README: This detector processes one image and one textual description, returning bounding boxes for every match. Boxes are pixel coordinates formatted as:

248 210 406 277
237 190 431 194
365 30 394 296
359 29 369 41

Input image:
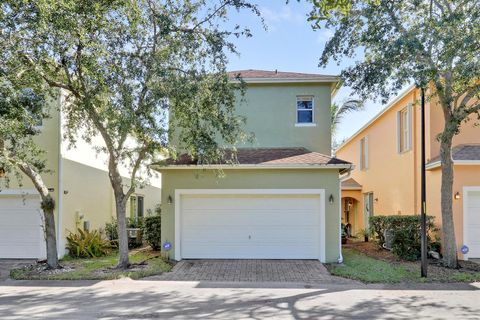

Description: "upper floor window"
296 96 314 125
130 195 144 222
397 106 412 153
360 136 368 170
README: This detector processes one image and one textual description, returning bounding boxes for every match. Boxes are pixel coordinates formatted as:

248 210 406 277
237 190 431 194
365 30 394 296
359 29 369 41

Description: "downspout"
56 91 64 257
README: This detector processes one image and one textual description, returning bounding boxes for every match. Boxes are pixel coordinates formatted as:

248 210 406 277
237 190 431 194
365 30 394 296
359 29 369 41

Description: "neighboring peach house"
336 85 480 260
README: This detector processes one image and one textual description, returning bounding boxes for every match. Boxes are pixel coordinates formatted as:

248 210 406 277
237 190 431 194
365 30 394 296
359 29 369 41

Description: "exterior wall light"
167 195 173 204
454 192 461 200
329 194 334 204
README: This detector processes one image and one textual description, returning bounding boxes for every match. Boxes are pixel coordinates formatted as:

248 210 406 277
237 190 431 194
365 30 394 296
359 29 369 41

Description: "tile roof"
341 178 362 190
227 69 339 81
160 148 351 168
428 144 480 163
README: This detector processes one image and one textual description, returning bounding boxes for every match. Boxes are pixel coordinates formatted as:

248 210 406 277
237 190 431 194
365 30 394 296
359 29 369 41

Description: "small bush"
104 217 144 248
369 215 438 261
144 215 161 250
66 228 112 258
105 218 118 242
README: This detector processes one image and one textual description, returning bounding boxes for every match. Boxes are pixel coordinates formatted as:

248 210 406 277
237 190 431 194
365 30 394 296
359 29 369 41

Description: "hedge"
144 215 162 250
369 215 439 261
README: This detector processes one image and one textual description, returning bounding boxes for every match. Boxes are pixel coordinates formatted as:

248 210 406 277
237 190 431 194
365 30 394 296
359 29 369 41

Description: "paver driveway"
154 259 353 283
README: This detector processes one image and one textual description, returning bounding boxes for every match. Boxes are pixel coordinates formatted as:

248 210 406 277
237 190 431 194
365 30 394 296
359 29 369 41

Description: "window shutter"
365 136 369 169
396 110 401 153
407 104 413 151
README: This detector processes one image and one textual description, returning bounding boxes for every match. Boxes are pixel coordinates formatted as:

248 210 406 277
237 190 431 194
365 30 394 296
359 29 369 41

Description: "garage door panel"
466 190 480 258
180 192 323 260
0 195 46 259
182 212 318 227
182 227 318 244
182 244 318 259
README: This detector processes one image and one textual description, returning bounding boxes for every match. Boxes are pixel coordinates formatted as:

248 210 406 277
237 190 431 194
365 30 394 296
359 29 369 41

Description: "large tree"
0 76 59 269
1 0 258 268
307 0 480 267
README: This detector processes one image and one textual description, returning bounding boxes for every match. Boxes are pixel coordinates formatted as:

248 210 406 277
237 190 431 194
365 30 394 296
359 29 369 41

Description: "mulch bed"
345 240 480 280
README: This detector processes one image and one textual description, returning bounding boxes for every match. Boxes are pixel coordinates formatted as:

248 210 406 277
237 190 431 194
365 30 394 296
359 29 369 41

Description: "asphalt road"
1 279 479 319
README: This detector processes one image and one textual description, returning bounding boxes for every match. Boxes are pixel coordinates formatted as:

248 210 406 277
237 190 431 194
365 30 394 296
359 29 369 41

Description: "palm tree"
331 99 364 151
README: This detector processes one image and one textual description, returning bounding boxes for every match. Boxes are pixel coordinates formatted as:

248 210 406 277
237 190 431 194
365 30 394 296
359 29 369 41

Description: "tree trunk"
114 194 130 269
41 195 59 269
108 157 130 269
15 162 59 269
439 133 458 268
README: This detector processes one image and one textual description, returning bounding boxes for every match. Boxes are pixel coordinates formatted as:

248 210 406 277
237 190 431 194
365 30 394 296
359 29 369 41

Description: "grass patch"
327 248 480 283
10 249 172 280
327 248 417 283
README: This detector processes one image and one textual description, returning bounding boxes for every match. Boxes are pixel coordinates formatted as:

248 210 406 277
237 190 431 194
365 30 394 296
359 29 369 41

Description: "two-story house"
336 85 480 260
0 93 162 259
154 70 352 263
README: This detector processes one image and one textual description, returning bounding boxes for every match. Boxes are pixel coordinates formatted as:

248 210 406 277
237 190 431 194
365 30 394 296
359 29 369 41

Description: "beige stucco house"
154 70 352 263
0 93 161 259
336 85 480 260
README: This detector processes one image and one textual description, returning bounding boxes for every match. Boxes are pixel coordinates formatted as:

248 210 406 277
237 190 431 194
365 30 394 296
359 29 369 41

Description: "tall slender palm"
331 99 364 150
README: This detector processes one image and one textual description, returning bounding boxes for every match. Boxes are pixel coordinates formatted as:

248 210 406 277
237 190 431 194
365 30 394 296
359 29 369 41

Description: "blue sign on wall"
163 241 172 251
461 245 469 255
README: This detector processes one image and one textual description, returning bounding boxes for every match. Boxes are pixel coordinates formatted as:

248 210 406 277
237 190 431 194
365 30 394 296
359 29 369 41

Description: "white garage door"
465 189 480 259
0 195 46 259
178 191 324 260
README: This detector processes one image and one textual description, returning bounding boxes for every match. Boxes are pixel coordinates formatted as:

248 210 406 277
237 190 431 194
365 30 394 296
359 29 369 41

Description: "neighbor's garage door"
465 190 480 258
180 192 323 260
0 195 46 259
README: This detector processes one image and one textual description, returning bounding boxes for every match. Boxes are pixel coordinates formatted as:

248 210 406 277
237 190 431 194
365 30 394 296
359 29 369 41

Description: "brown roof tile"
162 147 351 167
341 178 362 190
227 69 338 81
428 144 480 164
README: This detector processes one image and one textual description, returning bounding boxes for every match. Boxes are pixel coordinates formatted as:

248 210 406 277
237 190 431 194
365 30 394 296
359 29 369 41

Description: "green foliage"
1 0 261 267
144 215 162 250
369 215 437 261
66 229 112 258
330 99 364 137
105 219 118 243
105 218 144 249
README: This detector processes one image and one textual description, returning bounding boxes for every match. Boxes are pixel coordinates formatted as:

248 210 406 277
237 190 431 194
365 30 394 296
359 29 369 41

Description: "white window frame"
295 95 316 126
129 194 145 221
397 105 412 153
359 136 369 170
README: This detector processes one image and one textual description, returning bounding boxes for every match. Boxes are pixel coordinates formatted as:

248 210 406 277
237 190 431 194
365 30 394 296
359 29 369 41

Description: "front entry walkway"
155 259 351 283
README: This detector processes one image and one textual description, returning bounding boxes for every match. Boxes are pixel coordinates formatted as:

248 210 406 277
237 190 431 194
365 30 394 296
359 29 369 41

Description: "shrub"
369 215 438 261
144 215 161 250
66 228 112 258
104 217 144 249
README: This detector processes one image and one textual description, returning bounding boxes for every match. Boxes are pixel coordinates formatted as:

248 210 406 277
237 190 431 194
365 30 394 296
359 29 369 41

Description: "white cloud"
260 6 305 31
316 29 334 43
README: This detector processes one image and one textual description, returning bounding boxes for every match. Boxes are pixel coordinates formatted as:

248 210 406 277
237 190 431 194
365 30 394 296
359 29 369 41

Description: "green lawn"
10 250 172 280
327 248 480 283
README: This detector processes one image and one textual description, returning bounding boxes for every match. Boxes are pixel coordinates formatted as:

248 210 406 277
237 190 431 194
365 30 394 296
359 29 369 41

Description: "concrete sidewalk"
1 278 479 319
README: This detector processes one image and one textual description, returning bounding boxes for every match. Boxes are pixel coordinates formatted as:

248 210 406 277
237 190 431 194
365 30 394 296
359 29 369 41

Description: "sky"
224 0 390 143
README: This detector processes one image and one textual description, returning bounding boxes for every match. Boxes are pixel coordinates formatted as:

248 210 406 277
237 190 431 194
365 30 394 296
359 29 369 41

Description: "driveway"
1 279 479 319
153 259 353 284
0 260 34 281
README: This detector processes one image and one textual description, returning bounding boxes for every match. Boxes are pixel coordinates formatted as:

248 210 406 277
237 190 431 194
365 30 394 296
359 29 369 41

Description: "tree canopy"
308 0 480 268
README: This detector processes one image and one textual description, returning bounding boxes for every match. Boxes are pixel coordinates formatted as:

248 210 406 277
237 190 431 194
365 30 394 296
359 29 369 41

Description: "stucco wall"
337 89 419 217
235 83 333 154
59 158 162 256
427 166 480 258
159 168 341 263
